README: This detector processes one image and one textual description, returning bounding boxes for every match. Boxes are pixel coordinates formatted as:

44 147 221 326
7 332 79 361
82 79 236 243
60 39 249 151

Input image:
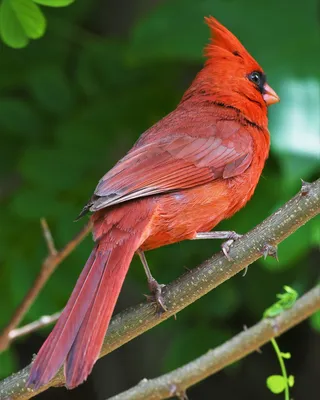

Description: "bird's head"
186 17 279 129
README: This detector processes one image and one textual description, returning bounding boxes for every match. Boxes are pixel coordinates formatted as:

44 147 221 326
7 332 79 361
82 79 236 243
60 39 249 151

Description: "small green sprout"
263 286 298 400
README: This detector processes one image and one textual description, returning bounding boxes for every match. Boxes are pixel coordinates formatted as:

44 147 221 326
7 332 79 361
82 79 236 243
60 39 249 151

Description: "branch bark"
107 285 320 400
0 178 319 400
8 312 61 342
0 221 91 352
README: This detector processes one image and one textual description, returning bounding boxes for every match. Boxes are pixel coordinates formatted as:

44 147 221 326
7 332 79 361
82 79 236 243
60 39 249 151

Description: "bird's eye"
248 71 261 86
248 71 266 94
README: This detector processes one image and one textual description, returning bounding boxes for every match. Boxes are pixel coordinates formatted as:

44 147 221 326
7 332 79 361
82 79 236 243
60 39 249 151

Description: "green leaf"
288 375 295 388
266 375 286 394
32 0 75 6
282 285 298 300
0 0 29 48
263 286 298 318
10 0 46 39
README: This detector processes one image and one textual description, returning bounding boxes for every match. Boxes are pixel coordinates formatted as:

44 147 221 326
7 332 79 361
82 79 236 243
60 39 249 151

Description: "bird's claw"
145 279 167 314
221 232 243 261
262 243 278 261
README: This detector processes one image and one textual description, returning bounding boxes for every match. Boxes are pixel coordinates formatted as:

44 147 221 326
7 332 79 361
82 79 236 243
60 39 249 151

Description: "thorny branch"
0 178 319 399
107 285 320 400
0 220 91 352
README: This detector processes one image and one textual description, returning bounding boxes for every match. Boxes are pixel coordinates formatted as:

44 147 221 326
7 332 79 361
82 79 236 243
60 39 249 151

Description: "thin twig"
0 221 92 352
0 178 319 400
107 285 320 400
8 312 61 341
40 218 57 256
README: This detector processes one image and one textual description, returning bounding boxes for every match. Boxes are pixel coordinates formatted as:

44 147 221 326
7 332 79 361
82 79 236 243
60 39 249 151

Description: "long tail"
27 204 153 389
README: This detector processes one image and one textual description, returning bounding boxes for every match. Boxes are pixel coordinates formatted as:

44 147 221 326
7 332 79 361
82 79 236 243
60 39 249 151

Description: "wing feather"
84 124 253 213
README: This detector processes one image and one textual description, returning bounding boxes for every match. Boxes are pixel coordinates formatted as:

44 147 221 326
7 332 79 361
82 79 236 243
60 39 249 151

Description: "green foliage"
0 0 29 48
267 375 294 394
0 0 74 48
0 0 318 385
33 0 74 6
263 286 298 318
263 287 298 400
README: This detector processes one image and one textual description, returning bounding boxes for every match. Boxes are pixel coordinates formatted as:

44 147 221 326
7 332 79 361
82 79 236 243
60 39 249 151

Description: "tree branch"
107 285 320 400
0 178 319 399
0 221 91 352
8 312 61 342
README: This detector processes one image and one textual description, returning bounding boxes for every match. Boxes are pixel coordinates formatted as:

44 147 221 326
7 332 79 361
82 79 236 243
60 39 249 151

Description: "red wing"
88 126 253 212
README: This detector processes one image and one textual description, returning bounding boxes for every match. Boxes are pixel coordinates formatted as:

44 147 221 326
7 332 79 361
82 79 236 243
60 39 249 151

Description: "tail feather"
65 243 135 387
27 248 110 389
27 202 153 390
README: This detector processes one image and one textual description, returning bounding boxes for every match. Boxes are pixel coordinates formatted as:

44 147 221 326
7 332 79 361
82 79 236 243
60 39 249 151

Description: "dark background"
0 0 319 399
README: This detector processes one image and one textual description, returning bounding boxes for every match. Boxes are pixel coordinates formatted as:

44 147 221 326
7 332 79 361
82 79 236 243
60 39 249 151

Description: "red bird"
28 17 279 389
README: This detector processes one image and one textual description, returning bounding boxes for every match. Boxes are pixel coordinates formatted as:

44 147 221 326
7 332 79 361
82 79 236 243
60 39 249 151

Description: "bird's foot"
221 232 243 261
145 278 167 314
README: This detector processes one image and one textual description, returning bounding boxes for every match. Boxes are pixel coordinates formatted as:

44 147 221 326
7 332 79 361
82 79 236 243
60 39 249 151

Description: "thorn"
40 218 57 256
242 266 248 277
300 179 312 196
262 244 278 261
169 384 188 399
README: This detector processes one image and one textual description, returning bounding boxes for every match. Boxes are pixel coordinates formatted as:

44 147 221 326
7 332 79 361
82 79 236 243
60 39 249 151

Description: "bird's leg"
193 231 242 261
137 250 167 313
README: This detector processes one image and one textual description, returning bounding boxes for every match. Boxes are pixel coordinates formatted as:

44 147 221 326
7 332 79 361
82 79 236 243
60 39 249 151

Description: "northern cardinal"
27 16 279 389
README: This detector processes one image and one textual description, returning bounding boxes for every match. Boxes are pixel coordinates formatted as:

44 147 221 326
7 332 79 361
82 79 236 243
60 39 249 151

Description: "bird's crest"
204 16 257 67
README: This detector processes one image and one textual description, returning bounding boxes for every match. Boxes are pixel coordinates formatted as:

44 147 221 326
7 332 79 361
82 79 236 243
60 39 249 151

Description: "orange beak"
263 83 280 106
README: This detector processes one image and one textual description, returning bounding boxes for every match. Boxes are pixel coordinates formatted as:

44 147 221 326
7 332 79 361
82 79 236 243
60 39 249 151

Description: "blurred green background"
0 0 319 399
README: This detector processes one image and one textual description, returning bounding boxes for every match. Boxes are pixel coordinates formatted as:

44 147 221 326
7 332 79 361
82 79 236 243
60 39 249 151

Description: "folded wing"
82 123 253 214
